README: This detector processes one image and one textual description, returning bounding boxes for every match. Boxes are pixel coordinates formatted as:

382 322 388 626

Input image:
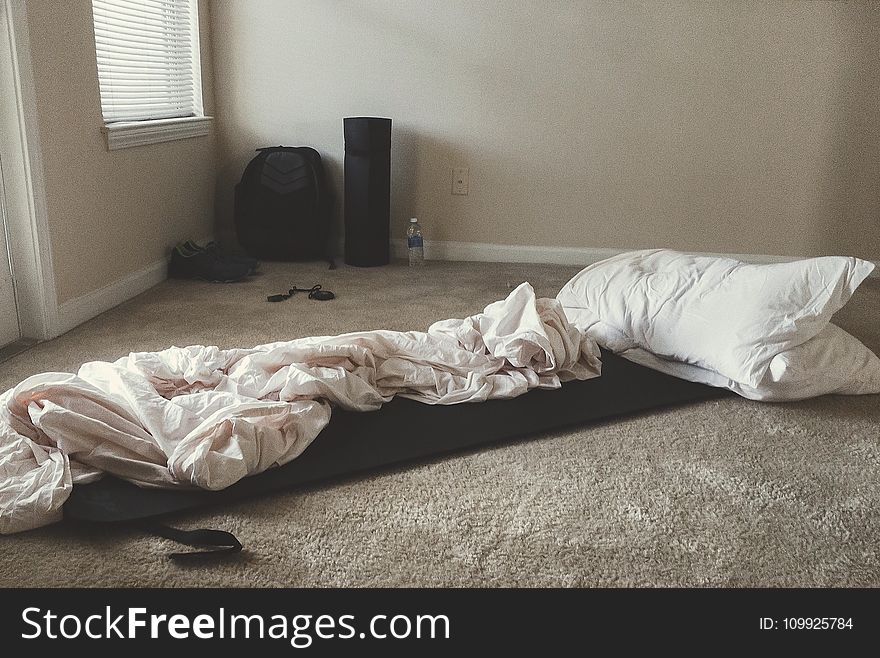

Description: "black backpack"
234 146 333 263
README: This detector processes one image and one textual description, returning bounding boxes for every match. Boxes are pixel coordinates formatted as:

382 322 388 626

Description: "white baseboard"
52 235 213 338
391 239 621 266
50 237 880 338
391 239 880 277
53 258 168 337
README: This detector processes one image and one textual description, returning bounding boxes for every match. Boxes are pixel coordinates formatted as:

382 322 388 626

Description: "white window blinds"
92 0 203 123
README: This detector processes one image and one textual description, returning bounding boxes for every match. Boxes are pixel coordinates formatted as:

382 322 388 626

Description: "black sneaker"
185 240 260 273
169 244 251 282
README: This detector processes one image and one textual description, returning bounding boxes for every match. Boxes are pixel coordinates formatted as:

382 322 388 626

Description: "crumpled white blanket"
0 283 600 535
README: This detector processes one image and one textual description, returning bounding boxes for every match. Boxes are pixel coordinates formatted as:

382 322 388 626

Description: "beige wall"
25 0 218 303
210 0 880 260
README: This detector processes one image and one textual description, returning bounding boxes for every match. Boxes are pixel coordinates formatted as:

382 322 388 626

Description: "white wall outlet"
452 167 469 195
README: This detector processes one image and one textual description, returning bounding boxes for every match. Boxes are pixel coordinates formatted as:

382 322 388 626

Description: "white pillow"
619 323 880 401
556 249 875 388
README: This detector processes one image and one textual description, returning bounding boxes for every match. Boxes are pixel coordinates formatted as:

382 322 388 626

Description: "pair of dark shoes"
169 241 260 282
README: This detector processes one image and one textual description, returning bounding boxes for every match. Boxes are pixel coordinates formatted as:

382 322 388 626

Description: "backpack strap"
137 520 243 562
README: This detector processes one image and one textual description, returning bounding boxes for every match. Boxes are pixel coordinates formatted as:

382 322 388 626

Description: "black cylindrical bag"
343 117 392 267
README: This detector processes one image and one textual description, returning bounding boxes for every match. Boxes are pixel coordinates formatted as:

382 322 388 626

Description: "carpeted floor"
0 260 878 587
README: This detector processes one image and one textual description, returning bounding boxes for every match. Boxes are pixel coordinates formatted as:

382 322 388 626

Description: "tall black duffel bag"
234 146 333 263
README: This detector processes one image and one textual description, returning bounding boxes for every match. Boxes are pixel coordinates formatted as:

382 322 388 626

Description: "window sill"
101 116 213 151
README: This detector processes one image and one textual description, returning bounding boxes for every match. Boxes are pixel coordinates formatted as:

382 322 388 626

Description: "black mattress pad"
64 350 730 523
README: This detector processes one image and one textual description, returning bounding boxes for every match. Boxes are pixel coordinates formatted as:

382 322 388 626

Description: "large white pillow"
619 323 880 401
556 249 876 394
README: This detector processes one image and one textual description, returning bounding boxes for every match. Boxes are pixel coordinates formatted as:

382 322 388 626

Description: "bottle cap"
409 217 418 223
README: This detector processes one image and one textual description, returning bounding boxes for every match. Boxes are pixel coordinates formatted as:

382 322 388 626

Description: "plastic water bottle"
407 217 424 266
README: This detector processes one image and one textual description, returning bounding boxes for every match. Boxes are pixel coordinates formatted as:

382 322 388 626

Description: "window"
92 0 211 149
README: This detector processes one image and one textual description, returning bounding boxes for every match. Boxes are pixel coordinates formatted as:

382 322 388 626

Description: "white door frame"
0 0 57 340
0 150 21 346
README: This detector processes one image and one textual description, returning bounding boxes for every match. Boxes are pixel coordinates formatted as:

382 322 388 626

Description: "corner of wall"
2 0 59 341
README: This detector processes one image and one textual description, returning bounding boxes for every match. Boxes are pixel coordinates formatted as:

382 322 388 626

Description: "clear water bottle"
407 217 424 266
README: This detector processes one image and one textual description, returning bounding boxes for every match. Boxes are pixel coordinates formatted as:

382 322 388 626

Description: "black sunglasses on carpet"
267 285 335 302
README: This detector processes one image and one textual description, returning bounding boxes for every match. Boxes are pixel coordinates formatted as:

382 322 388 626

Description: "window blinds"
92 0 202 123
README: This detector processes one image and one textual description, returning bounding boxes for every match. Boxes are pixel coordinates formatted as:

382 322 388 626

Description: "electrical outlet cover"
452 167 469 195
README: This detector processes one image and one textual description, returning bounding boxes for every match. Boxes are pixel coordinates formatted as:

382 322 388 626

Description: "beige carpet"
0 260 878 587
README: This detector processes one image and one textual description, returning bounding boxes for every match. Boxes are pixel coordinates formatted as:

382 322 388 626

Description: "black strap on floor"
267 284 335 302
138 521 243 562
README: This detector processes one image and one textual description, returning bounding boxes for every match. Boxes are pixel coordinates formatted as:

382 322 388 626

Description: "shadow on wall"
391 125 419 245
392 125 473 248
812 6 880 260
213 124 262 251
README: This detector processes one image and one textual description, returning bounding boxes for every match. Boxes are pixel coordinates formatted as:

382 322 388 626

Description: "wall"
25 0 218 305
210 0 880 260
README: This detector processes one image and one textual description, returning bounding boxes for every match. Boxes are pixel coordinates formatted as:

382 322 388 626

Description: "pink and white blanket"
0 283 600 534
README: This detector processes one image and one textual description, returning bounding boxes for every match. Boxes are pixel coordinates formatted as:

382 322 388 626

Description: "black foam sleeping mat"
64 350 732 523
